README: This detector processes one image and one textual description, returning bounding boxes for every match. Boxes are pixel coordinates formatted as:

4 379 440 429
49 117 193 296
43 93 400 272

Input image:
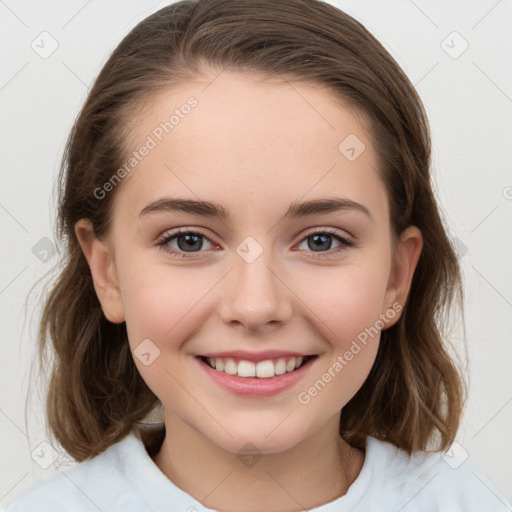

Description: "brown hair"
35 0 466 461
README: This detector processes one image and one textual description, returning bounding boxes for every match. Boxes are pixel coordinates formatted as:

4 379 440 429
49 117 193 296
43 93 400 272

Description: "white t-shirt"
3 426 510 511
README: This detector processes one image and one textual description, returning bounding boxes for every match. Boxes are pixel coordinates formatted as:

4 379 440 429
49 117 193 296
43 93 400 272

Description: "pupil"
309 234 331 252
178 234 202 252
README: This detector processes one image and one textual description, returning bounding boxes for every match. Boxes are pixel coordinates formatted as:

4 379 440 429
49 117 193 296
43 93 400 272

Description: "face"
78 70 422 455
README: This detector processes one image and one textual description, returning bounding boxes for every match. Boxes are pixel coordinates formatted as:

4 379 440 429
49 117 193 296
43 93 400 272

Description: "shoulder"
2 433 146 512
361 436 511 511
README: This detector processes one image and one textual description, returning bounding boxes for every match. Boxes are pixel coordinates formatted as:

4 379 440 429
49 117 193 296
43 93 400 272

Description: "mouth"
197 354 318 379
195 353 319 398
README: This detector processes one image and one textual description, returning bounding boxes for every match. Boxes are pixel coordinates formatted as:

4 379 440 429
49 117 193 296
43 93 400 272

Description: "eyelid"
299 226 354 244
157 226 353 244
156 226 219 249
156 226 354 258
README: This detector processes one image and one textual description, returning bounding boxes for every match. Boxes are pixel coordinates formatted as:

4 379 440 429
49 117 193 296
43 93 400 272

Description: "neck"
150 412 364 512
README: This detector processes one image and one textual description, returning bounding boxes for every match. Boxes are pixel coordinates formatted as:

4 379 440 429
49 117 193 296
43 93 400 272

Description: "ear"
75 219 125 324
383 225 423 328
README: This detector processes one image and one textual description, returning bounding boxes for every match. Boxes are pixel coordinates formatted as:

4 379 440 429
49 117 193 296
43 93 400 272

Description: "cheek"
119 263 208 399
293 259 391 346
122 276 174 343
294 266 387 412
337 270 388 337
119 257 216 349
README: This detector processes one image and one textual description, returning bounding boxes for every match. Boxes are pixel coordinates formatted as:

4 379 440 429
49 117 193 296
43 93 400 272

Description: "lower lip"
196 356 317 398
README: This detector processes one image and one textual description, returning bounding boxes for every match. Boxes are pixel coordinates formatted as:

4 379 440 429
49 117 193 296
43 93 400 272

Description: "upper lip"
197 350 316 362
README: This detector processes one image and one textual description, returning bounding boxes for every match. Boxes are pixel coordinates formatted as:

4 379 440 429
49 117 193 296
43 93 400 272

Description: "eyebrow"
139 197 373 221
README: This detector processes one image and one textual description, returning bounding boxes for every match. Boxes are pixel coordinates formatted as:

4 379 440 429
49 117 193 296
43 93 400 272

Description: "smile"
200 355 315 378
195 354 319 398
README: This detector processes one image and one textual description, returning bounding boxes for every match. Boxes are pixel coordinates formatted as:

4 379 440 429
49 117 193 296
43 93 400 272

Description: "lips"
196 353 318 397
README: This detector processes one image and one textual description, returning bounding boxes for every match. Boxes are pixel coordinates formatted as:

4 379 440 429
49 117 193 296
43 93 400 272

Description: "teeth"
223 358 237 375
205 356 309 378
238 360 256 377
274 358 287 375
256 360 274 378
286 358 296 372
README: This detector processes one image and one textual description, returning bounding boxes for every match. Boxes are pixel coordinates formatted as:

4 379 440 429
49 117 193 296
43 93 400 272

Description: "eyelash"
156 227 354 259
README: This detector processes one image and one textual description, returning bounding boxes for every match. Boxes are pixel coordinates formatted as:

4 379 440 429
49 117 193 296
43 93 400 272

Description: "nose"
217 249 294 333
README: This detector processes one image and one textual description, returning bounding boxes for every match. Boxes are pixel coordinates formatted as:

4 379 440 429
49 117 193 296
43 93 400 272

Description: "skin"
76 70 423 512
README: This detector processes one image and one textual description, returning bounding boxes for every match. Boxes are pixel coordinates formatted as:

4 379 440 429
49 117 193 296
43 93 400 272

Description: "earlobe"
74 219 125 324
383 226 423 327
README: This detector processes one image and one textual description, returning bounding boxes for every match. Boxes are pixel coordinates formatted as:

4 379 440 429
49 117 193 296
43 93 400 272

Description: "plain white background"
1 0 511 507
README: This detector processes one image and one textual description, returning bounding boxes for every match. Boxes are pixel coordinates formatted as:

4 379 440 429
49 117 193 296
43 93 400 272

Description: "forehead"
113 70 387 224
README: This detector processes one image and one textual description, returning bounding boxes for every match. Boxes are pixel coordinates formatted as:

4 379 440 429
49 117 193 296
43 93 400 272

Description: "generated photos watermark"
297 301 403 405
93 96 198 200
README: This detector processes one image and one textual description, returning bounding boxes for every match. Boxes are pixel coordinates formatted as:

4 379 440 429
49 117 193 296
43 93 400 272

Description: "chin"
203 421 309 456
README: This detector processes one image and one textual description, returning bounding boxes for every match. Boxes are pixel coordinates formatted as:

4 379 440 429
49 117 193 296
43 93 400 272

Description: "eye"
156 227 354 259
296 228 353 258
156 228 217 258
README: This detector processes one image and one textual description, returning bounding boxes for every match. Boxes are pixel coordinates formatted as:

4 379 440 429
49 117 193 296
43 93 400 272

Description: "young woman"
5 0 510 510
